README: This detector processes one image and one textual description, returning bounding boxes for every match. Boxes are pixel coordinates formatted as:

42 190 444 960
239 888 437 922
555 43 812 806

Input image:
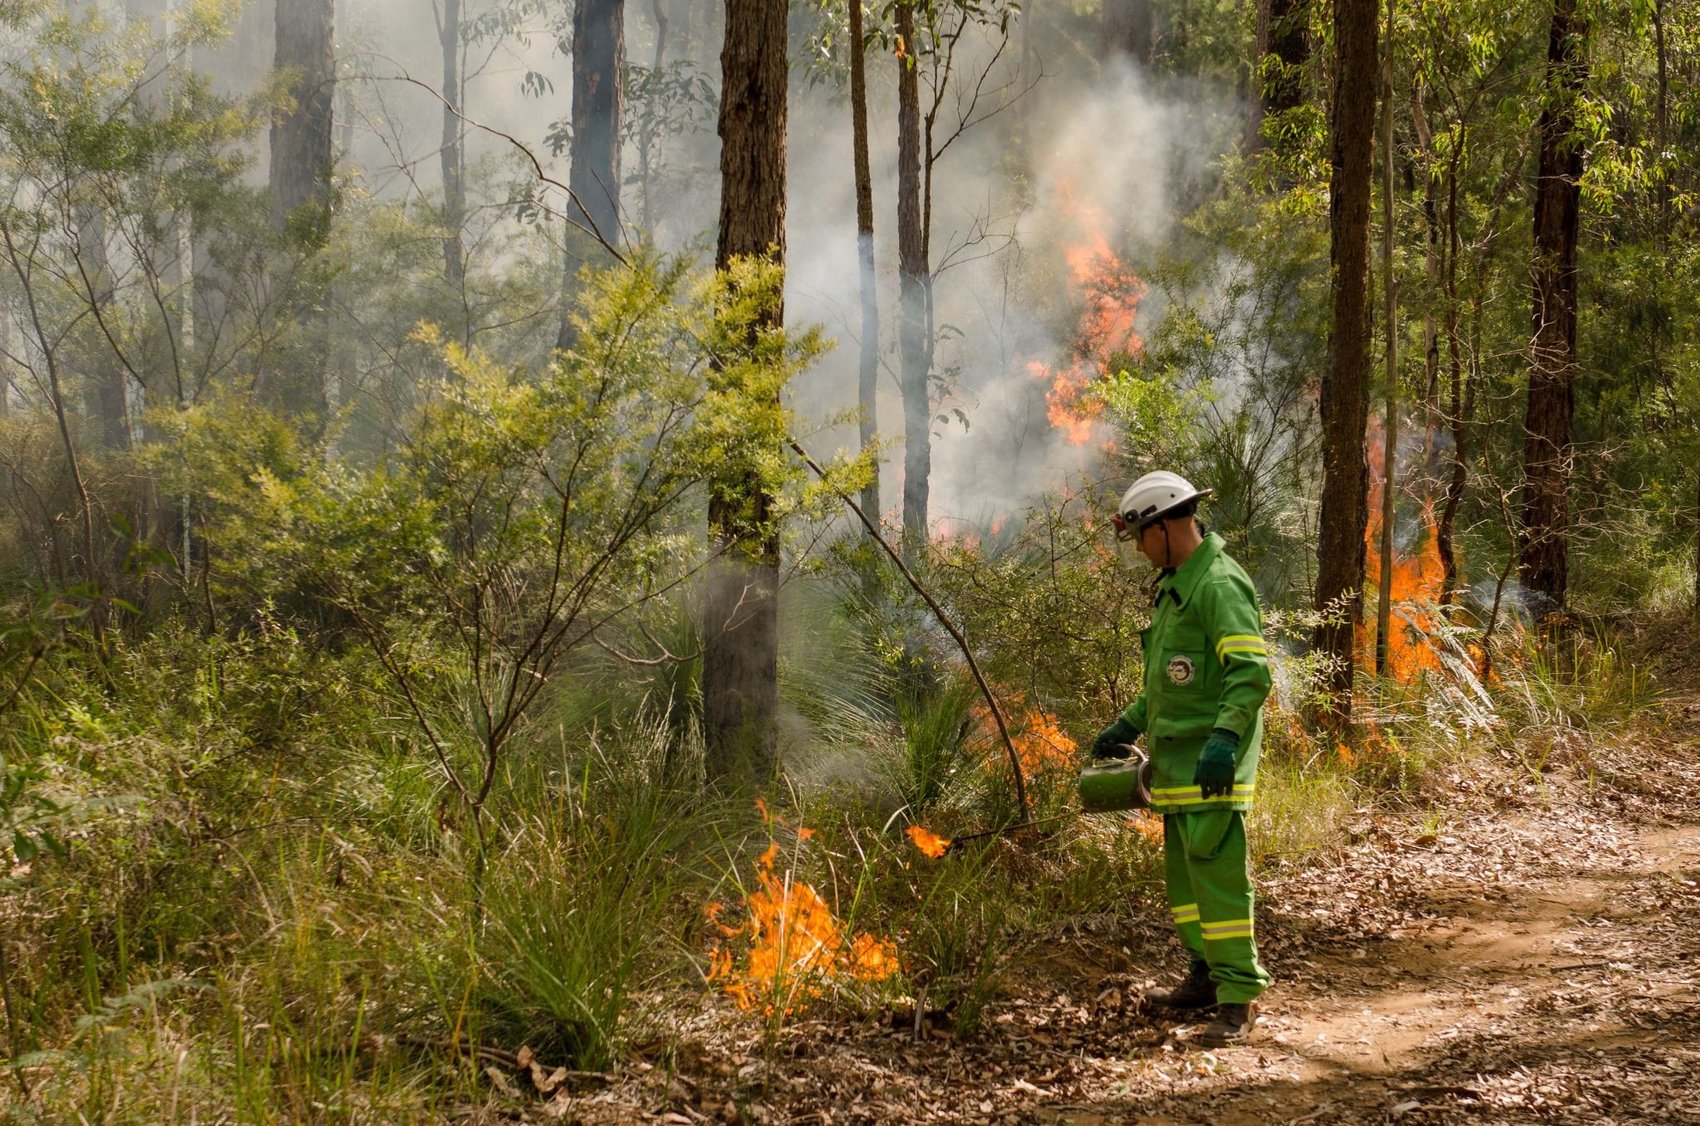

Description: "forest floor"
536 667 1700 1125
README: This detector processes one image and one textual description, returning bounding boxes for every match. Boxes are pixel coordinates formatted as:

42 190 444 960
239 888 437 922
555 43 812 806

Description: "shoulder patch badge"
1165 654 1195 686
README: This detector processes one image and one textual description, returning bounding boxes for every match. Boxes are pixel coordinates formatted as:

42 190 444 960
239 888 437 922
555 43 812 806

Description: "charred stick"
943 810 1081 852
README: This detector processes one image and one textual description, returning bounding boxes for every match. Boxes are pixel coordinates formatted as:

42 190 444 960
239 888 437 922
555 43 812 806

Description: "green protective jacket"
1120 533 1272 813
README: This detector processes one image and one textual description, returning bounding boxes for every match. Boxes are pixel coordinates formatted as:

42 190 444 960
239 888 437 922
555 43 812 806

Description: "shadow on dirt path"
1078 816 1700 1125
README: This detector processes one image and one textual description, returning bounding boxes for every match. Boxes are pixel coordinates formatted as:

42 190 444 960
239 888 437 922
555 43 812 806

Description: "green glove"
1194 728 1240 798
1092 715 1140 760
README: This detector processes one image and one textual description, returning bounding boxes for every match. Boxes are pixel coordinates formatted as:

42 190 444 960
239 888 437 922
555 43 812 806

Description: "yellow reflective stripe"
1217 636 1271 663
1171 903 1200 923
1150 784 1256 794
1149 784 1256 803
1202 926 1255 941
1200 918 1254 938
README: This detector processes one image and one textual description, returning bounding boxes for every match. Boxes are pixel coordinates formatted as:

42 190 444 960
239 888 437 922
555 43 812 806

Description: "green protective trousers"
1163 809 1270 1004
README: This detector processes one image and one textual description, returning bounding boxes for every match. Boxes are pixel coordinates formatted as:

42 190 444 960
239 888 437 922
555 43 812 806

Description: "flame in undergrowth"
1358 418 1451 684
905 826 952 859
1027 177 1147 447
707 820 899 1015
971 695 1079 781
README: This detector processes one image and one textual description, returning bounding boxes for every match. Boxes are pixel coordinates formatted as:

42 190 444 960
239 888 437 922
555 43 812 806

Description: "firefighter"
1094 470 1273 1047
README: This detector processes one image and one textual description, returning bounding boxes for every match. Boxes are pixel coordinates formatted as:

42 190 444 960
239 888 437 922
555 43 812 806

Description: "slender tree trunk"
1374 0 1397 679
1437 157 1467 604
702 0 787 781
638 0 669 231
266 0 335 423
1313 0 1376 724
1654 0 1670 254
1411 83 1440 424
439 0 465 291
558 0 625 351
896 1 930 555
1248 0 1308 154
75 207 128 451
1521 0 1585 613
849 0 881 528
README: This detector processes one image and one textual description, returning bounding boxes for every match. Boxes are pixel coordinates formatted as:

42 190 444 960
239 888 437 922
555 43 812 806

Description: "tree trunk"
75 206 129 451
439 0 465 291
558 0 625 350
1374 0 1396 680
1437 159 1466 604
1104 0 1155 65
637 0 669 231
266 0 334 423
849 0 880 529
896 1 930 555
702 0 787 782
1520 0 1585 614
1313 0 1376 724
1248 0 1308 153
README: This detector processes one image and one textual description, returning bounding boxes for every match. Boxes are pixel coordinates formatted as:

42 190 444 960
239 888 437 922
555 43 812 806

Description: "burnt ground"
541 685 1700 1125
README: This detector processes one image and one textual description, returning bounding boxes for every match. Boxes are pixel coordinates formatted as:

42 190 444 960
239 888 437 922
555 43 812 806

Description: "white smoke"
784 48 1243 533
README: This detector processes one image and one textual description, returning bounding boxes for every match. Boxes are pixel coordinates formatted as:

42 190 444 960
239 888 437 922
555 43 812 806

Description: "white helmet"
1113 471 1212 542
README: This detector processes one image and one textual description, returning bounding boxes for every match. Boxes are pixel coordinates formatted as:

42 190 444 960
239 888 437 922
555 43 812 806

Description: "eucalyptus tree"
849 0 881 528
703 0 789 780
1313 0 1376 722
268 0 336 424
1520 0 1586 611
438 0 467 289
556 0 625 350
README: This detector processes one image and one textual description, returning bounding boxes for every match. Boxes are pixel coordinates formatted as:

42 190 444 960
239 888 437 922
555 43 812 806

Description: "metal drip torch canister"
1077 745 1155 813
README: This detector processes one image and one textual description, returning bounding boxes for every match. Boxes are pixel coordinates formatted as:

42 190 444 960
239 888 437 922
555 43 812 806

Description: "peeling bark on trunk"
702 0 787 782
1313 0 1376 724
1521 0 1585 614
896 1 930 556
849 0 880 528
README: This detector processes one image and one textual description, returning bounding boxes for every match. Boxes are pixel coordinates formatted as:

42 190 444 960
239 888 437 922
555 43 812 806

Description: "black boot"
1144 961 1216 1010
1198 1001 1257 1047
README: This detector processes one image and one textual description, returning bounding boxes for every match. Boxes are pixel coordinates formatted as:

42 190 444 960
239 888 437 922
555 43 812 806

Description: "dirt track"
562 692 1700 1124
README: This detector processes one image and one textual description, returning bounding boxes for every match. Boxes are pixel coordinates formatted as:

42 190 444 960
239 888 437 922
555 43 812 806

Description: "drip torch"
913 745 1156 857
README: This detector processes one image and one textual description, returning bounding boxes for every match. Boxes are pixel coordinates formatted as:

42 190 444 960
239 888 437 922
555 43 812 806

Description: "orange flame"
707 832 899 1014
971 697 1080 780
1358 419 1450 683
905 825 952 859
1028 178 1147 447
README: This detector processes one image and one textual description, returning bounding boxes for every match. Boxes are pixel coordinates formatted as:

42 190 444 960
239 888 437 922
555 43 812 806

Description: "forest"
2 0 1698 1120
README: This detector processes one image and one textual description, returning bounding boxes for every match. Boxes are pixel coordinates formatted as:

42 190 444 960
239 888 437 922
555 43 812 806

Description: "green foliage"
477 733 725 1070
